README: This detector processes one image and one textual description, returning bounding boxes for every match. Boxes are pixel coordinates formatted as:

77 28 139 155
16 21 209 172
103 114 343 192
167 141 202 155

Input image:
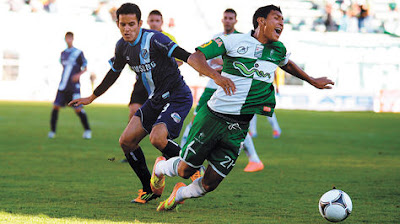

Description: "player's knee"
149 133 167 150
119 136 136 153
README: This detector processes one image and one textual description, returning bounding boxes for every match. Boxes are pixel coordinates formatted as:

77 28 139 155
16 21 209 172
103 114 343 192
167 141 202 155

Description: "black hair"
116 3 141 22
252 5 282 29
224 8 237 18
149 9 162 18
65 31 74 37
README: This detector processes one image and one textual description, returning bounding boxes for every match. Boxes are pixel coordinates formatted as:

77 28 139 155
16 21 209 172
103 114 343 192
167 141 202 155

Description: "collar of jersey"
65 47 75 52
129 28 142 46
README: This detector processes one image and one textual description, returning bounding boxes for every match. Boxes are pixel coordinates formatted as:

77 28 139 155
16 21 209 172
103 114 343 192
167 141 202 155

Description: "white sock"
155 156 180 177
180 122 192 147
249 115 257 136
267 112 281 132
176 177 207 202
244 133 261 163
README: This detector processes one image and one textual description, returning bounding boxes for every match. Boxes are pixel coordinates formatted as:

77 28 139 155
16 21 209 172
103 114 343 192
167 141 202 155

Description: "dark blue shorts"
135 84 193 139
54 90 82 108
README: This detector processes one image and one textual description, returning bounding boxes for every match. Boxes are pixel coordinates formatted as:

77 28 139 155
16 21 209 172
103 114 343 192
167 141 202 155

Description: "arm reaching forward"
281 60 334 89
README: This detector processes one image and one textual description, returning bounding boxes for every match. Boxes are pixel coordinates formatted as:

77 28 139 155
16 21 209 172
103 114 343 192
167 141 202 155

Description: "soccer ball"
318 189 353 222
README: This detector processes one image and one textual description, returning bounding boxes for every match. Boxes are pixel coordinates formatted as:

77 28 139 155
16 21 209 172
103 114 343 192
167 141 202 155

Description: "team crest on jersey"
254 44 264 58
233 61 271 78
141 49 149 59
171 112 181 123
237 46 248 54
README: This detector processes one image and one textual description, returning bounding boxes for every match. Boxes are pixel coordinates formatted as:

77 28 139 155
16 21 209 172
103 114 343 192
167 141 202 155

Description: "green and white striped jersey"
197 31 289 116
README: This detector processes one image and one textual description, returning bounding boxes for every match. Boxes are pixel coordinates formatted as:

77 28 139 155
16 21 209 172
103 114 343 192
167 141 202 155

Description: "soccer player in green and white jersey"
151 5 334 211
180 8 265 172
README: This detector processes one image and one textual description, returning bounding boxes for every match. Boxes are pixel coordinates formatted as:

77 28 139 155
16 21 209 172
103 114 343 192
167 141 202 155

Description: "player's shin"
124 147 152 193
156 156 180 177
244 133 260 163
50 109 59 132
162 139 181 159
76 109 90 130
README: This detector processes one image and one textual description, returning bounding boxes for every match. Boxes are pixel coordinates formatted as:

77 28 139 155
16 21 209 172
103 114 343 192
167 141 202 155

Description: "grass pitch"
0 101 399 223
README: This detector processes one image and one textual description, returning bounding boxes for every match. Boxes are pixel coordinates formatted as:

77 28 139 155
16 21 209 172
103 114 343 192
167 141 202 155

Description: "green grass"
0 101 399 223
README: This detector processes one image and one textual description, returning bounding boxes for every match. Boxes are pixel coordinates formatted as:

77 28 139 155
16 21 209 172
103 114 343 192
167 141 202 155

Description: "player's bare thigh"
119 115 147 153
129 103 142 120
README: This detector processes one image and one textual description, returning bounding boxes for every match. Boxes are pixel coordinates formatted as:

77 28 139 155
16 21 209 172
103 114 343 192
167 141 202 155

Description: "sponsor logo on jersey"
266 49 278 62
237 46 248 54
130 61 156 73
254 44 264 58
232 61 271 78
214 37 223 47
171 112 181 123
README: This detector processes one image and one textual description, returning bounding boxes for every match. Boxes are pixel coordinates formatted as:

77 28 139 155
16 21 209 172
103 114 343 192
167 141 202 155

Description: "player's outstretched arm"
68 68 121 107
280 60 334 89
187 50 236 95
68 94 97 107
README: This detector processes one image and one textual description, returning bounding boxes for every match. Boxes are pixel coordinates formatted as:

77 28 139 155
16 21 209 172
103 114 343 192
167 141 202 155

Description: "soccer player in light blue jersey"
69 3 234 204
48 32 91 139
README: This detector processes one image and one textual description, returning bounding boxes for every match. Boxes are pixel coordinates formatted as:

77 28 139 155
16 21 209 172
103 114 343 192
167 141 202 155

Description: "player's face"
65 35 73 47
147 14 163 31
261 10 284 43
222 12 237 34
117 14 143 43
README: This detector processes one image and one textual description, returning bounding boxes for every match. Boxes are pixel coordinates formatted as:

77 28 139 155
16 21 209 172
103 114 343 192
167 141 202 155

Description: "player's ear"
116 20 119 28
139 20 143 27
257 17 265 27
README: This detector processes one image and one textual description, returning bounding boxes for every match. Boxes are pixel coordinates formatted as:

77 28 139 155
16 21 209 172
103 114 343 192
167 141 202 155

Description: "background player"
48 31 91 139
69 3 234 204
152 5 334 211
180 8 264 172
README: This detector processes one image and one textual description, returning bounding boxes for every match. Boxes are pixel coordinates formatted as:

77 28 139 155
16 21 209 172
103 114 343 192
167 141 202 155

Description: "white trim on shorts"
209 162 226 178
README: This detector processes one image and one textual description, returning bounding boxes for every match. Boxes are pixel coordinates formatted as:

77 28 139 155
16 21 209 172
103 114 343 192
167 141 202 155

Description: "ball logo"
171 112 181 123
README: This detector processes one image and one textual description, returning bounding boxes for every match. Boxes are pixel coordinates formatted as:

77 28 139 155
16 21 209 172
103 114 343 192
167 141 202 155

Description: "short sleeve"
78 51 88 68
109 39 127 72
152 32 178 58
278 52 290 67
196 37 226 60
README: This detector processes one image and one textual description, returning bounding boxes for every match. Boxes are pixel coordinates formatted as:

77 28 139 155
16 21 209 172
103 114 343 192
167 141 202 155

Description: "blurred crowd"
6 0 400 36
311 0 400 34
8 0 57 13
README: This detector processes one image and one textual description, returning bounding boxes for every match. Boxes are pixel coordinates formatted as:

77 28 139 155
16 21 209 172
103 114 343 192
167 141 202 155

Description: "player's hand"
72 74 81 83
214 76 236 96
311 77 335 89
68 95 95 107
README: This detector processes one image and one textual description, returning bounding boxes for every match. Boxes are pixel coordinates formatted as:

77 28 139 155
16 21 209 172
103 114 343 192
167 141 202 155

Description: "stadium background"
0 0 399 112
